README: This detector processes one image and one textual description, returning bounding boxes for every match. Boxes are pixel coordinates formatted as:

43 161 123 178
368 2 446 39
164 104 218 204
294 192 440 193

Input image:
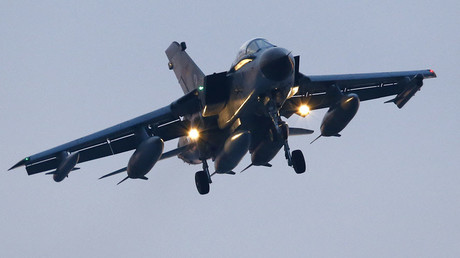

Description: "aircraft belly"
216 70 292 129
177 137 201 164
217 73 258 129
214 131 251 173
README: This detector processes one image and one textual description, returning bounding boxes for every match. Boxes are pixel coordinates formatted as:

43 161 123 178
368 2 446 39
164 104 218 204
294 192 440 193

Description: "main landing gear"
268 103 306 174
291 149 306 174
195 159 211 195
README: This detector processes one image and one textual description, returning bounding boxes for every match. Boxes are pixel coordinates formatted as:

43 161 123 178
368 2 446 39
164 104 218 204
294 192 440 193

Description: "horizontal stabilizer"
99 167 127 180
289 127 314 136
160 145 191 160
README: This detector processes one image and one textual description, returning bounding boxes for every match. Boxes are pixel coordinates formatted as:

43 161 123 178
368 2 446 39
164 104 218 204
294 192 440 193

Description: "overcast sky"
1 1 459 257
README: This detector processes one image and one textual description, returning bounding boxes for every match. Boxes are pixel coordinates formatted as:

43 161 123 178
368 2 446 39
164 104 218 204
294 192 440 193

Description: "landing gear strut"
267 102 306 174
195 159 211 195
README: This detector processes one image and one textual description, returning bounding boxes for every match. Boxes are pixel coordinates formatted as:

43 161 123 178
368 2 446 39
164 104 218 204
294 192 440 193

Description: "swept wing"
281 69 436 117
10 91 201 175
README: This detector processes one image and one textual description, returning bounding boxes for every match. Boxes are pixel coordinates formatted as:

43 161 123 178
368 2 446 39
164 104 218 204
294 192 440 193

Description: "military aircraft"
9 38 436 194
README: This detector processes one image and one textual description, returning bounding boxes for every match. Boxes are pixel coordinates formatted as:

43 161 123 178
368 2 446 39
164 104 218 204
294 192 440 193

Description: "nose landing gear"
268 103 306 174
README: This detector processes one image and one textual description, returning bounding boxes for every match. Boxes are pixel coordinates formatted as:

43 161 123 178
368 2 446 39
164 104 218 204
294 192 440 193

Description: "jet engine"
127 136 164 179
320 93 360 137
214 130 251 173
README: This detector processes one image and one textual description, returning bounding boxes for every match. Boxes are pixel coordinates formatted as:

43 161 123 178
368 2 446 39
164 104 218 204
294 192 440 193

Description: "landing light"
188 128 199 140
299 105 310 117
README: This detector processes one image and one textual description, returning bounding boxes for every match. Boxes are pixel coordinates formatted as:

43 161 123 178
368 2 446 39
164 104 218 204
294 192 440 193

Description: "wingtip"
8 159 27 171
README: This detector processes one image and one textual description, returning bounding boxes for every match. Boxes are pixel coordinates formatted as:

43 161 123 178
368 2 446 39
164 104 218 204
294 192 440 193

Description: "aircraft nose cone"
260 47 294 81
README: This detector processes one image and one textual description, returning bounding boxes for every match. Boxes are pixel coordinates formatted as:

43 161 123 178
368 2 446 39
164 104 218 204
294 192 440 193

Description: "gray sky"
1 1 459 257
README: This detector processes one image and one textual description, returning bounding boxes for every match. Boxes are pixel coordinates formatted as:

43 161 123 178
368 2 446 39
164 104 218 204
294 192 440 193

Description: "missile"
214 131 251 174
46 151 80 182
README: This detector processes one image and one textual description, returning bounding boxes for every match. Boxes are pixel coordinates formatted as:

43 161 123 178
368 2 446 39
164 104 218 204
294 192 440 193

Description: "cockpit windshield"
232 38 275 66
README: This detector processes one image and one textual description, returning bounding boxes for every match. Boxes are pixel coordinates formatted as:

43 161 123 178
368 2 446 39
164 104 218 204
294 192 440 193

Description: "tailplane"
165 41 205 94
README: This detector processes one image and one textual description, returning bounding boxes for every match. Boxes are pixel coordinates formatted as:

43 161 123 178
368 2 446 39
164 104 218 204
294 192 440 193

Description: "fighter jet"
9 38 437 194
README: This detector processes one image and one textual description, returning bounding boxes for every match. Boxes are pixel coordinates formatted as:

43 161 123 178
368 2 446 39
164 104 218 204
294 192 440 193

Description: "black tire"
195 171 210 195
291 150 306 174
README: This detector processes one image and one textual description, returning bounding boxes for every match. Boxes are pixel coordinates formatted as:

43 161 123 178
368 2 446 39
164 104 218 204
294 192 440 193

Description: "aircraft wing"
10 90 201 175
281 69 437 117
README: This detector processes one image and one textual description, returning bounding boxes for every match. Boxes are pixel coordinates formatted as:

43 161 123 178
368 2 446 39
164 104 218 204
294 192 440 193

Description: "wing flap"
22 106 175 165
77 142 117 164
306 69 435 87
24 134 137 175
26 158 58 175
154 119 190 141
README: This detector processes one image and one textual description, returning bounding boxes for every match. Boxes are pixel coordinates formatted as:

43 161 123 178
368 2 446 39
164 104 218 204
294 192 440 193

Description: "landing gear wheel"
195 170 210 195
291 150 306 174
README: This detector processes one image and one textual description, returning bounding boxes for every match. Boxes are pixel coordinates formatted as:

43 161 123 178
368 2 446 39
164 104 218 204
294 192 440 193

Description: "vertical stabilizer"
165 41 205 94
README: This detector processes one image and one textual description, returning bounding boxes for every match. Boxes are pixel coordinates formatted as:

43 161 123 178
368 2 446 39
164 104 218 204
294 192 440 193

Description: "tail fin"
165 41 205 94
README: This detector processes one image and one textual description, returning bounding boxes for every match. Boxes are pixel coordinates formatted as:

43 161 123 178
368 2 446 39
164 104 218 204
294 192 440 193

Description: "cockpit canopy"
232 38 275 67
